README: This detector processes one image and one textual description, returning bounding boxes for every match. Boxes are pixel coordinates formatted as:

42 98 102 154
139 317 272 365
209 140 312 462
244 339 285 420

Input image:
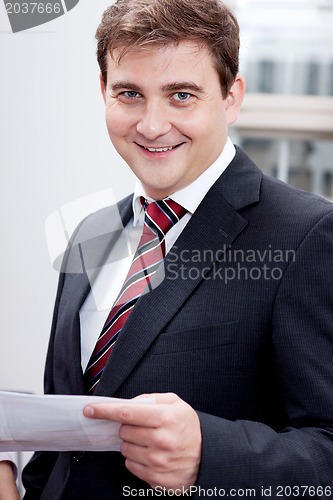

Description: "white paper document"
0 391 152 452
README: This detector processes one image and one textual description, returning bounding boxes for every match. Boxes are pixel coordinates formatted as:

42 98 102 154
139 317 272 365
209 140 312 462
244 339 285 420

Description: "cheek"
105 107 133 139
180 105 225 137
200 107 227 140
190 121 223 147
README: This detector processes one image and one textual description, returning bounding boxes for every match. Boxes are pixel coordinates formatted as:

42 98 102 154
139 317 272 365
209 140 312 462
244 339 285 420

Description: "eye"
110 90 142 102
172 92 192 102
121 91 141 99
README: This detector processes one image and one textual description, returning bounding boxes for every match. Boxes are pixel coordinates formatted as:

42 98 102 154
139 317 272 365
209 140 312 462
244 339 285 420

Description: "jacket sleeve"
196 210 333 498
22 451 59 499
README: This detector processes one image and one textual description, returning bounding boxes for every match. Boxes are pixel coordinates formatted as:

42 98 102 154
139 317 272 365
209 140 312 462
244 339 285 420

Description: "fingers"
119 421 177 450
84 402 161 427
82 393 202 490
119 424 153 446
83 392 179 426
133 392 179 404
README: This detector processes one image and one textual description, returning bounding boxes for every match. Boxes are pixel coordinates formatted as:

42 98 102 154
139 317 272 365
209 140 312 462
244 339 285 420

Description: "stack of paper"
0 391 151 452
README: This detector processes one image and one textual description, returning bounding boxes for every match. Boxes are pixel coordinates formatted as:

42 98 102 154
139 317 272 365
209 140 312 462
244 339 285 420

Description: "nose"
136 100 172 139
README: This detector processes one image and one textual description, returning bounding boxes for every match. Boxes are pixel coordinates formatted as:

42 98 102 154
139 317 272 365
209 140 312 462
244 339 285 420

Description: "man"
23 0 333 498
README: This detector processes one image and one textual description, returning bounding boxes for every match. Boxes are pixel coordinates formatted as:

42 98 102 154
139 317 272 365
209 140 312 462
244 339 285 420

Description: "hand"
0 461 20 500
83 392 201 491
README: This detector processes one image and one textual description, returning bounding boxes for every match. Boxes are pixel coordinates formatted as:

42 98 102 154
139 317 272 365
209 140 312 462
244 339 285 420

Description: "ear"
100 74 107 103
225 74 246 125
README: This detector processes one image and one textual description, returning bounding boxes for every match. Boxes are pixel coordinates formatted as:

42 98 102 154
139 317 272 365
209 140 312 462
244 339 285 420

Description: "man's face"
102 41 244 199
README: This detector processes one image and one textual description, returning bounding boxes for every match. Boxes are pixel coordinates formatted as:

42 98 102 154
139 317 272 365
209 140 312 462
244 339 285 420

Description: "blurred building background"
228 0 333 199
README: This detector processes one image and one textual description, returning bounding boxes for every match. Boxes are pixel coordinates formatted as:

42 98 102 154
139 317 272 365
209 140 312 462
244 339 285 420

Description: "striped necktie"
84 198 187 394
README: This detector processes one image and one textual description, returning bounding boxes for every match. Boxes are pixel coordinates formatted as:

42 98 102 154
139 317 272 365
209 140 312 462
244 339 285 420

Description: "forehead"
106 41 218 85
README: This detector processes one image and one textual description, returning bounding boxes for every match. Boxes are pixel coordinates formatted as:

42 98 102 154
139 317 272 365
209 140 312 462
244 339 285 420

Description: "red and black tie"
84 198 186 394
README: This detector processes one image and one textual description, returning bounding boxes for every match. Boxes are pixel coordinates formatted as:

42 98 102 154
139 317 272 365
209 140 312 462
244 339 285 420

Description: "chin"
143 184 175 199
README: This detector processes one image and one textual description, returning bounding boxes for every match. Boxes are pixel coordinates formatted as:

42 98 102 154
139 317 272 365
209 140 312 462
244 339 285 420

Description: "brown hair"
96 0 240 98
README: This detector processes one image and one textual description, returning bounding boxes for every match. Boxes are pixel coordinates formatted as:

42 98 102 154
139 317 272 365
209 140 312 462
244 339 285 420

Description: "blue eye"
174 92 191 101
123 91 140 99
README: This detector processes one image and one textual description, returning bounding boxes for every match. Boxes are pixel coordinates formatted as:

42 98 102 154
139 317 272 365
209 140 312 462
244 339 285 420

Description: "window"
229 0 333 199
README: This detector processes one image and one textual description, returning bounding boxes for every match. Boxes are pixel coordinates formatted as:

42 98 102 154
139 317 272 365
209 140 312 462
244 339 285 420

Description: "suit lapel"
66 273 91 393
96 148 263 396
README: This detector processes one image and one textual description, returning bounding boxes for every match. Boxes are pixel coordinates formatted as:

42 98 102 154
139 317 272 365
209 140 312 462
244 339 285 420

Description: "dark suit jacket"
23 147 333 499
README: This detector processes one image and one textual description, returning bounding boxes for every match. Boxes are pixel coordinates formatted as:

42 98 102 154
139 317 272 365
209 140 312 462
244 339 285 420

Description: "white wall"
0 0 135 396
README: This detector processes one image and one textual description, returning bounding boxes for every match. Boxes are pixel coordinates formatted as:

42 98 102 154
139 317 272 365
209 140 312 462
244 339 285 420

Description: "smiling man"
102 41 244 199
22 0 333 499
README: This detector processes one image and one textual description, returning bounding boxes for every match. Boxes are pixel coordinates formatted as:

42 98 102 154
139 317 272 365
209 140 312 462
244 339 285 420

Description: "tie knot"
142 198 187 238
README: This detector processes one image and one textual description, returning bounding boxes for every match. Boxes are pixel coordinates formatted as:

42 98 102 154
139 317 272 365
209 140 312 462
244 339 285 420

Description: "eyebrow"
110 81 143 93
161 82 205 94
109 81 205 94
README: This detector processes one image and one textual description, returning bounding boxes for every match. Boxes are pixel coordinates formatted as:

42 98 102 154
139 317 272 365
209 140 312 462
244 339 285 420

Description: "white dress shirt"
79 138 235 370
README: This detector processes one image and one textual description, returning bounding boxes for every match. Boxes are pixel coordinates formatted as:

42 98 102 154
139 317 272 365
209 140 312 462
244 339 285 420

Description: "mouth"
136 143 184 153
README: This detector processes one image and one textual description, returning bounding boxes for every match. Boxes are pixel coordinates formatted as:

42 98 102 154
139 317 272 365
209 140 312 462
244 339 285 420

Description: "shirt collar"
132 137 235 226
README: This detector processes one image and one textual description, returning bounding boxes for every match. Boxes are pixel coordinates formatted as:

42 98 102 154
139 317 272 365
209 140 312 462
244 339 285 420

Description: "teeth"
145 146 174 152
